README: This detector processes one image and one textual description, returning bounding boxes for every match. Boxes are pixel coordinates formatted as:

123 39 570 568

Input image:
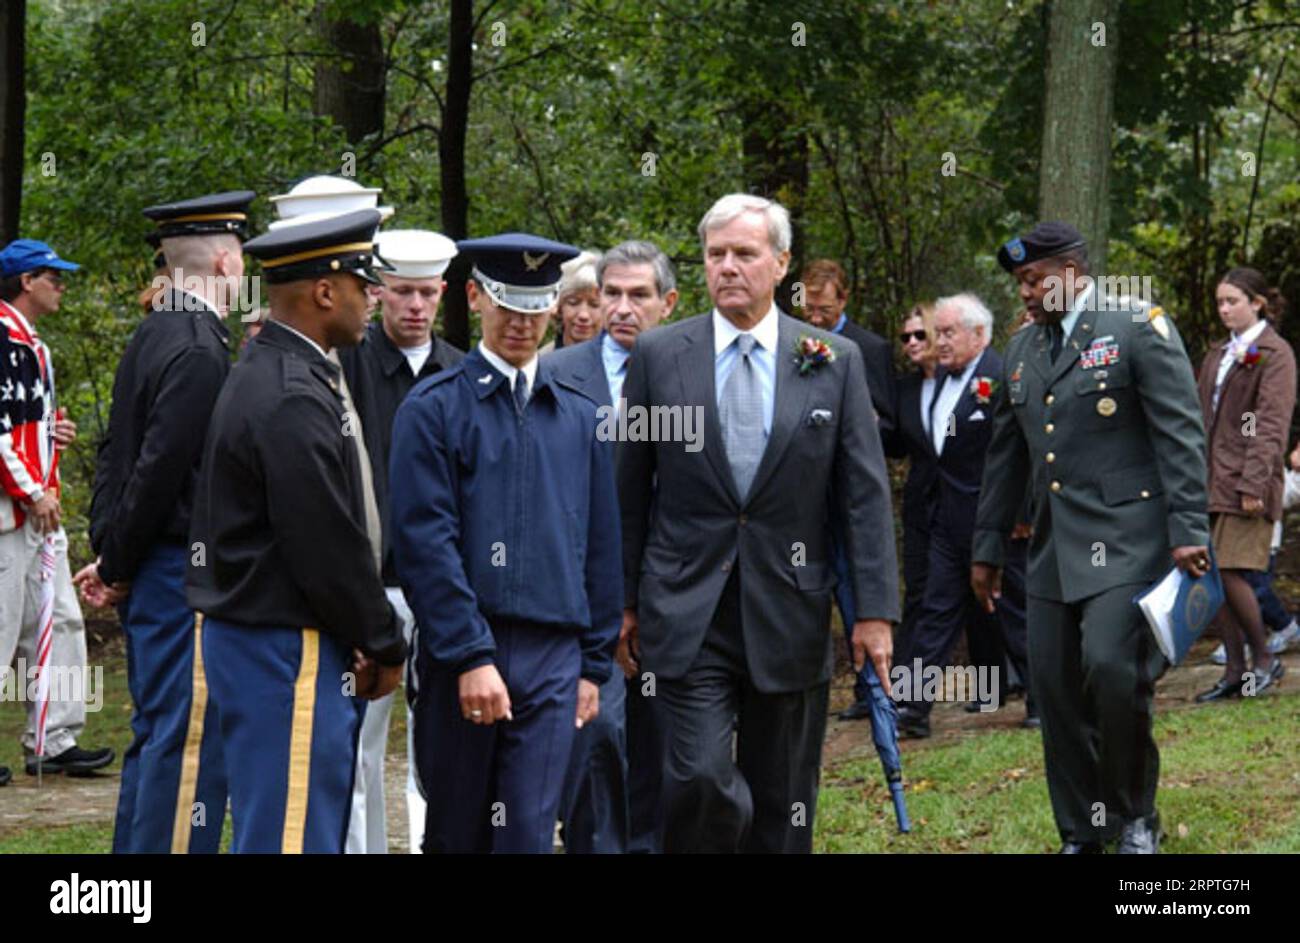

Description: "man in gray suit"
617 194 899 853
544 241 678 853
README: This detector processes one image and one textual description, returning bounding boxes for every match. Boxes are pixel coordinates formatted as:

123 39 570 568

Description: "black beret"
997 221 1086 273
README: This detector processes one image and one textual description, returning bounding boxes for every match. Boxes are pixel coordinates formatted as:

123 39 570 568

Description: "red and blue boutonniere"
1236 344 1264 368
794 335 836 375
969 376 998 404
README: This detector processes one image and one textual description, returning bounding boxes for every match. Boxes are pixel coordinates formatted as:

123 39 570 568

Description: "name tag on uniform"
1079 336 1119 370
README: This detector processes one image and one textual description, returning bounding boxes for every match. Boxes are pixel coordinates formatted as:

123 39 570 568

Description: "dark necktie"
1048 323 1064 363
513 371 529 414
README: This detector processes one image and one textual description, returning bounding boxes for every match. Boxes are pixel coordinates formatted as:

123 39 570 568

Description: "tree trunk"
1038 0 1117 275
439 0 474 350
741 98 809 311
0 0 25 245
311 3 386 146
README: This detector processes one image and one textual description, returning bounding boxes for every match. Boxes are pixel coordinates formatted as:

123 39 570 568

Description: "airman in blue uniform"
390 233 623 854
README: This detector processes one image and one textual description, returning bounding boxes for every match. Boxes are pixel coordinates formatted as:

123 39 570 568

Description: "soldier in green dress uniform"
971 222 1210 854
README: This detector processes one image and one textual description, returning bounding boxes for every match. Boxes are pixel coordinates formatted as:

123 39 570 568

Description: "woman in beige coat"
1194 267 1295 702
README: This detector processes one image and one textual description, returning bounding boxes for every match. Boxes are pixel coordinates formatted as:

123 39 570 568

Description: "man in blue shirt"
390 233 623 853
544 240 679 854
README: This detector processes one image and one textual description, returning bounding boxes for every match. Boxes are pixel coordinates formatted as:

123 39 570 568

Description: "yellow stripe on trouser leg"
282 629 320 854
171 613 208 853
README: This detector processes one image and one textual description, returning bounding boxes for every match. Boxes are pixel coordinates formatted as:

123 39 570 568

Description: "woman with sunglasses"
882 304 939 670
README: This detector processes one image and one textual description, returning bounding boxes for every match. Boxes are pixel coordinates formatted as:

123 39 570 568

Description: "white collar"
273 320 330 361
478 341 538 391
713 304 780 357
1226 319 1267 350
178 289 223 318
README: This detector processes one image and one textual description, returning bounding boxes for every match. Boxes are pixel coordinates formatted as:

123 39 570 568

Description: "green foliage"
15 0 1300 563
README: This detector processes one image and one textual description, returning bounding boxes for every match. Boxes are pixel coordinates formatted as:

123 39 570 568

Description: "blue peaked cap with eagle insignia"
456 232 580 313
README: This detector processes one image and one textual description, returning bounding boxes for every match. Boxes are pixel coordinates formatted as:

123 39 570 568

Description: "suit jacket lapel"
746 314 815 502
676 317 739 506
923 368 945 456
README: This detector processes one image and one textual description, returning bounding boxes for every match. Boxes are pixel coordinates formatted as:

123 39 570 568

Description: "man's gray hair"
597 240 677 297
697 193 792 256
936 292 994 336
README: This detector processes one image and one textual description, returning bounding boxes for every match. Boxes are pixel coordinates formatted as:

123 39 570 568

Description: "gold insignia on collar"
522 250 550 272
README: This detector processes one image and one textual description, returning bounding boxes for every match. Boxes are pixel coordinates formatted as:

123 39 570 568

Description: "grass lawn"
3 638 1298 853
816 685 1300 853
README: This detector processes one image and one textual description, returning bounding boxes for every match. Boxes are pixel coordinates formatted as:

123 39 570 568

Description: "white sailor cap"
268 175 395 230
374 229 458 279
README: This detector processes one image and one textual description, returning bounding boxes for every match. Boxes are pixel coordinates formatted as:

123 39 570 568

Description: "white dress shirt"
931 354 981 455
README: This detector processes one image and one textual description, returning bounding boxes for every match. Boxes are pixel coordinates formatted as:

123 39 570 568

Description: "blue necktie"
719 334 766 498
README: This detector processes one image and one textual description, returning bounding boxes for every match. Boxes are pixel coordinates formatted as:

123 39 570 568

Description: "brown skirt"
1210 512 1273 572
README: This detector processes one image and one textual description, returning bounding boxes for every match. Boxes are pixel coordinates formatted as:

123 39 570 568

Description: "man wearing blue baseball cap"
390 232 623 853
0 239 114 787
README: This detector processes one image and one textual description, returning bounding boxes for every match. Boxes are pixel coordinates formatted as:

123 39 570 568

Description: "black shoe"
897 711 931 739
965 696 1003 713
0 766 10 787
1058 841 1103 854
1194 677 1246 703
1252 659 1285 695
1116 814 1161 854
838 699 874 721
1021 713 1042 729
896 704 926 723
25 745 115 777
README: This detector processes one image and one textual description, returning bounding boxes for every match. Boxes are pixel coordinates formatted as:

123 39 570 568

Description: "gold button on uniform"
1050 481 1062 493
1046 452 1055 463
1098 382 1107 390
1045 394 1055 406
1140 490 1150 499
1045 423 1055 434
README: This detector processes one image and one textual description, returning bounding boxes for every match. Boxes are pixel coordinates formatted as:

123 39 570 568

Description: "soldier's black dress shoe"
1194 676 1246 703
0 765 11 787
838 700 874 721
1058 841 1103 854
1021 713 1041 729
1116 814 1161 854
896 706 931 739
25 745 115 777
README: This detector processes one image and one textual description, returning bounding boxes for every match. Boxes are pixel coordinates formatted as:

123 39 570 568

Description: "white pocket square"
808 408 834 426
968 409 987 421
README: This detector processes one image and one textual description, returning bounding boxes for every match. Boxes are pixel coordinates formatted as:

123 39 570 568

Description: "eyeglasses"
35 270 64 288
899 329 927 343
